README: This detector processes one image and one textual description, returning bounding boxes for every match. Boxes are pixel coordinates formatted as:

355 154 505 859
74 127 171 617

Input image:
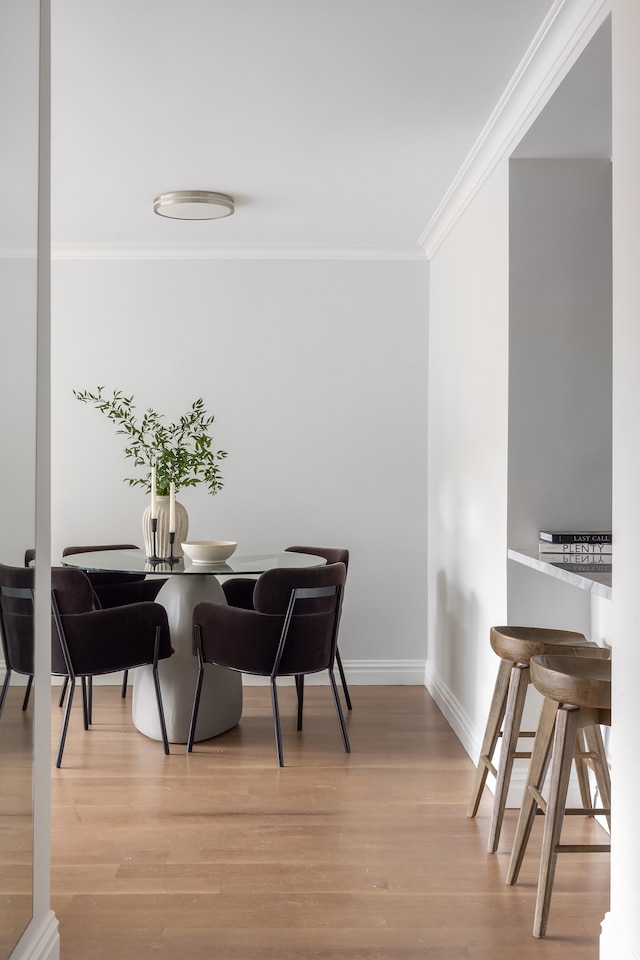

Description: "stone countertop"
508 548 612 600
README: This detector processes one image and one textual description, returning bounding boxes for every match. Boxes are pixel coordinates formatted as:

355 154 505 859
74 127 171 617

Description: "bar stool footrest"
480 754 498 779
557 843 611 854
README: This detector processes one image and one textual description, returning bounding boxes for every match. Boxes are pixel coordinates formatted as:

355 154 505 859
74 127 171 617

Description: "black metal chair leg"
0 672 34 717
270 678 285 767
56 678 76 768
21 674 33 711
121 669 129 698
152 663 170 756
151 627 170 755
329 668 351 753
335 648 352 710
187 661 205 753
0 669 11 719
296 675 304 731
81 677 91 730
58 675 69 708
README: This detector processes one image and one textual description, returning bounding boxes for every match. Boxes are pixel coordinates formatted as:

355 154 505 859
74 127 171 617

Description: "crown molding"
50 242 427 262
419 0 611 259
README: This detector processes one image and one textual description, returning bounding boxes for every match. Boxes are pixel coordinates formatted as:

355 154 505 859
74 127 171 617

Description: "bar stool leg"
506 696 559 885
467 658 512 818
534 704 580 939
488 662 531 853
573 728 593 810
582 723 612 831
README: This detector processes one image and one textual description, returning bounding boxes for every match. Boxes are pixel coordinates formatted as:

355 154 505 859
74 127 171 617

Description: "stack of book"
538 530 612 573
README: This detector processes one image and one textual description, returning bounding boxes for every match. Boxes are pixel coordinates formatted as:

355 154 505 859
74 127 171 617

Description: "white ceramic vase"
142 495 189 559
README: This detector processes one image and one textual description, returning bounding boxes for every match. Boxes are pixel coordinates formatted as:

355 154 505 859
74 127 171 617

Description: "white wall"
0 261 37 565
426 160 510 753
51 257 429 678
426 3 640 957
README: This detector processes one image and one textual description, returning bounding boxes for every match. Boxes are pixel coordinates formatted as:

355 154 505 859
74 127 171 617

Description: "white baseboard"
9 911 59 960
2 659 427 688
244 659 426 686
424 658 477 758
424 658 592 809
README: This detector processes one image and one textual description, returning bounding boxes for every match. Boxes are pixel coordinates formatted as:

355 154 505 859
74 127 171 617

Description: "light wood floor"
49 683 610 959
0 688 34 956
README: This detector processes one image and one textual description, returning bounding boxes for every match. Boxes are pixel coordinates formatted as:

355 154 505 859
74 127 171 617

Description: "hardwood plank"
50 684 609 958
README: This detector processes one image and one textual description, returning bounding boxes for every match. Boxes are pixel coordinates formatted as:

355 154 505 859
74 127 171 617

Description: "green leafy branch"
73 387 228 496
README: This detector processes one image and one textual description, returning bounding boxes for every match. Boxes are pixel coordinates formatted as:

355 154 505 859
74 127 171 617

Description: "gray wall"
508 158 612 547
51 256 429 678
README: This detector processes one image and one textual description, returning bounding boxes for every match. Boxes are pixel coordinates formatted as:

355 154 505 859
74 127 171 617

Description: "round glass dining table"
61 548 325 745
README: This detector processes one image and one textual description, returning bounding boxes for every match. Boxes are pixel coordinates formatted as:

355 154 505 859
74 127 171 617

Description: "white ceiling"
49 0 618 256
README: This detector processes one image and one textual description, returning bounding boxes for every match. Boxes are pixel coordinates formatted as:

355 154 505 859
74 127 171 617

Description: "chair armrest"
192 600 282 675
55 602 173 676
92 577 167 608
221 578 257 609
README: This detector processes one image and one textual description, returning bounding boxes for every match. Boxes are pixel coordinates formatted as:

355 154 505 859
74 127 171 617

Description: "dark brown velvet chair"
222 545 352 722
61 543 167 704
51 566 173 767
2 561 102 723
189 562 350 766
2 563 173 766
0 563 35 719
62 543 165 608
285 546 351 712
1 562 82 720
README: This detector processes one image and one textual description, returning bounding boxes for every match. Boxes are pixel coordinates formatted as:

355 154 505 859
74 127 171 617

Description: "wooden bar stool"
505 654 611 938
467 625 609 853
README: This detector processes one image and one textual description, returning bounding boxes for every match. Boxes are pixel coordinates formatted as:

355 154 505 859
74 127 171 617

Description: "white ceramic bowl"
181 540 238 564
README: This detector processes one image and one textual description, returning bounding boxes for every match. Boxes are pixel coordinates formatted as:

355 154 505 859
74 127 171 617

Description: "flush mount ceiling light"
153 190 235 220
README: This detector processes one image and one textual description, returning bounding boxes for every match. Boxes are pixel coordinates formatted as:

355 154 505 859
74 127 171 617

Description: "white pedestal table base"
132 573 242 744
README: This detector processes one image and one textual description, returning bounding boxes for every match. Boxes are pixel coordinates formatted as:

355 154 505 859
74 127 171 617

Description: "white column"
603 3 640 958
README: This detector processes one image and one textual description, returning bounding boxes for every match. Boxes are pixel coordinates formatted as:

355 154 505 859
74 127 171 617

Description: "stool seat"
507 653 612 938
531 655 611 712
468 625 609 854
490 625 608 664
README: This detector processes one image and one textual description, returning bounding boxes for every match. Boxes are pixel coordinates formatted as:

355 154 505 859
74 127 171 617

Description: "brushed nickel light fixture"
153 190 235 220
